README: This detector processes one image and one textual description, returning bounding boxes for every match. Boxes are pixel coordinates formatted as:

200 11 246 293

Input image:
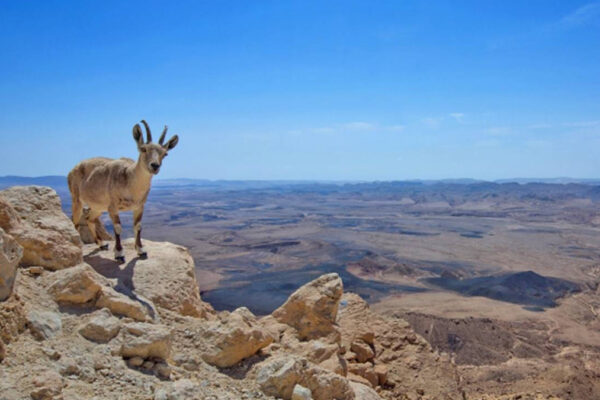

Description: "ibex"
68 120 179 262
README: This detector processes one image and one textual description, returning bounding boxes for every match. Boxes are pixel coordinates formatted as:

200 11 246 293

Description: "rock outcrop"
201 307 274 367
27 310 62 341
83 239 215 319
272 273 343 341
78 308 121 343
46 263 151 321
253 355 355 400
120 322 173 360
337 293 463 399
0 186 82 269
0 227 22 301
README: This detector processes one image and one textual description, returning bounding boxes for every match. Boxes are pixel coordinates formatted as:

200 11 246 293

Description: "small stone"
28 310 62 341
28 266 44 276
292 384 312 400
142 360 155 370
128 356 144 367
58 356 81 376
41 347 61 360
350 340 375 363
31 369 64 400
155 362 171 379
78 308 121 343
374 364 388 386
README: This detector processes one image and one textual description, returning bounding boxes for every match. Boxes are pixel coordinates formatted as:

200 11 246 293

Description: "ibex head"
132 120 179 175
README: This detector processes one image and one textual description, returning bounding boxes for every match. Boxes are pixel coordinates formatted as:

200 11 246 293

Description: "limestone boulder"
46 263 109 304
27 310 62 341
84 239 215 319
349 382 381 400
0 186 82 270
350 339 375 363
201 307 274 367
120 322 172 360
0 228 22 301
347 363 378 388
253 355 356 400
46 263 151 321
272 273 343 341
96 286 150 322
78 308 121 343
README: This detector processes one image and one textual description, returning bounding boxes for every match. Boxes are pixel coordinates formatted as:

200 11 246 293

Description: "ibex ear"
165 135 179 150
132 124 144 148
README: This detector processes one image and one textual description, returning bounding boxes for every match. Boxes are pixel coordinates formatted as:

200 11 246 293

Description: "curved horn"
159 125 168 145
140 120 152 143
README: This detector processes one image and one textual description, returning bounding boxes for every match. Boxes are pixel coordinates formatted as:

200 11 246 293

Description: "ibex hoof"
138 252 148 260
115 256 125 264
99 243 109 251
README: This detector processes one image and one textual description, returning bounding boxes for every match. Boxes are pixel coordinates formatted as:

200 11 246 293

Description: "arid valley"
3 176 600 398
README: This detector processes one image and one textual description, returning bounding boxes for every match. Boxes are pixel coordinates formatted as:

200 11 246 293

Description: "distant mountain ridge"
2 175 600 189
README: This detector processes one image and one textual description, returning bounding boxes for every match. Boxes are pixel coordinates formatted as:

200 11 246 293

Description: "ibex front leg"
109 207 125 263
133 206 147 259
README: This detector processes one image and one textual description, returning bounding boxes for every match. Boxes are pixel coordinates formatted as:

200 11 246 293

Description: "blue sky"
1 1 599 180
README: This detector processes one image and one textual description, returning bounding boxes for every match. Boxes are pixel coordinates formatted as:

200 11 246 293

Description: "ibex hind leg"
87 209 107 250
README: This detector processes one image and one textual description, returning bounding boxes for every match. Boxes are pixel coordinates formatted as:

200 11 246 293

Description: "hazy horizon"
2 174 600 185
1 1 599 180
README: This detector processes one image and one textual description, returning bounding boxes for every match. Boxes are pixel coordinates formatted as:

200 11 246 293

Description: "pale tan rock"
254 355 306 399
347 362 378 388
120 322 172 360
30 369 64 400
0 294 26 361
201 307 274 367
337 293 463 399
373 364 388 385
78 308 121 343
83 239 215 319
346 372 372 387
27 310 62 341
127 356 144 367
350 339 375 363
154 379 203 400
0 197 21 232
0 228 22 301
155 361 172 379
349 381 381 400
47 263 151 321
96 286 150 322
292 384 313 400
0 186 82 270
253 355 355 400
46 263 108 304
272 273 343 341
